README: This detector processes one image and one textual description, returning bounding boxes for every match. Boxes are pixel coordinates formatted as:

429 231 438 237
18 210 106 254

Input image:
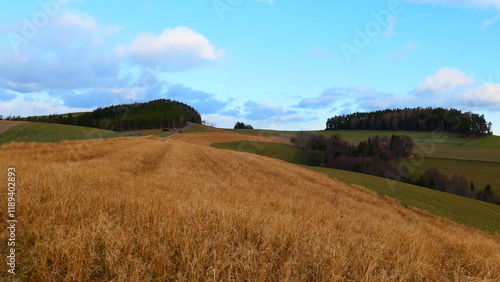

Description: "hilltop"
11 99 201 132
326 107 493 137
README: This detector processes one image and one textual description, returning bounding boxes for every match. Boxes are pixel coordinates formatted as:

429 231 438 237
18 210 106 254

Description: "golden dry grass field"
1 136 499 281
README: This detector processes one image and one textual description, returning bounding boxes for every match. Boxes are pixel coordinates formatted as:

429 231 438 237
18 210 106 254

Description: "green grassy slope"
0 122 130 144
184 123 227 133
410 157 500 194
235 129 500 161
231 129 500 194
463 135 500 147
212 139 500 233
227 129 278 136
212 141 303 164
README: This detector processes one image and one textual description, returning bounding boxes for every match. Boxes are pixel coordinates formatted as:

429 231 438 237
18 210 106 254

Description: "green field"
211 139 500 233
212 141 304 164
0 122 130 144
231 129 500 161
463 135 500 147
410 157 500 194
184 123 226 133
228 129 500 196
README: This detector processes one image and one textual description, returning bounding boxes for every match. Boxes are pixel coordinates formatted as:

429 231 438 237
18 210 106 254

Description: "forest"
292 132 413 178
326 107 493 137
11 99 202 132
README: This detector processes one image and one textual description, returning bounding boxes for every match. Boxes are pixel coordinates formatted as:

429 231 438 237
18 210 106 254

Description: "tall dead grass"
0 136 499 281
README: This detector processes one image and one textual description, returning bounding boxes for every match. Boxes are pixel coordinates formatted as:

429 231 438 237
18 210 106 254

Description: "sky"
0 0 499 133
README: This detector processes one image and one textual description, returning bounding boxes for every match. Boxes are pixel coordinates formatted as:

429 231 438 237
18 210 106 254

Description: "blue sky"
1 0 500 133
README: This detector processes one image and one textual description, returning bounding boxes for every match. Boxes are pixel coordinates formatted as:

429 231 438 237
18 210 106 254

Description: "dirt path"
161 122 192 138
0 120 27 134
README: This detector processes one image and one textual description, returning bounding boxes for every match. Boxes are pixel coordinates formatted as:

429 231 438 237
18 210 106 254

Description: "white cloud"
382 16 397 38
53 11 98 30
0 10 123 93
118 26 223 71
0 7 226 115
402 0 500 9
297 88 342 109
417 67 476 93
462 83 500 108
244 101 283 120
0 97 91 117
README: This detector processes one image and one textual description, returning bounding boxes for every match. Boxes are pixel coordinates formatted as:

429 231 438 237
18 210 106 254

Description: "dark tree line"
292 132 414 179
411 169 497 204
13 99 202 132
2 115 21 120
326 107 493 137
234 122 254 129
292 132 498 205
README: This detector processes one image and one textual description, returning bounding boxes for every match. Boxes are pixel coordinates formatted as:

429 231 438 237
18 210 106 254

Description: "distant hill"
326 107 493 137
17 99 201 132
0 121 129 144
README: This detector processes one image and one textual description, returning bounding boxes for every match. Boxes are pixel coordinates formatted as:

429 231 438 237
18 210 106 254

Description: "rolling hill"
1 135 499 280
20 99 201 132
0 121 130 144
173 126 500 233
228 128 500 194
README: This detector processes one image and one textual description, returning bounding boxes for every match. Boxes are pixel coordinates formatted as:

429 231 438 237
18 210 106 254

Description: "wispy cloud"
165 84 228 114
0 10 122 93
382 16 397 38
390 42 417 61
244 101 283 120
294 66 500 124
481 13 500 28
306 48 331 57
296 88 342 109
